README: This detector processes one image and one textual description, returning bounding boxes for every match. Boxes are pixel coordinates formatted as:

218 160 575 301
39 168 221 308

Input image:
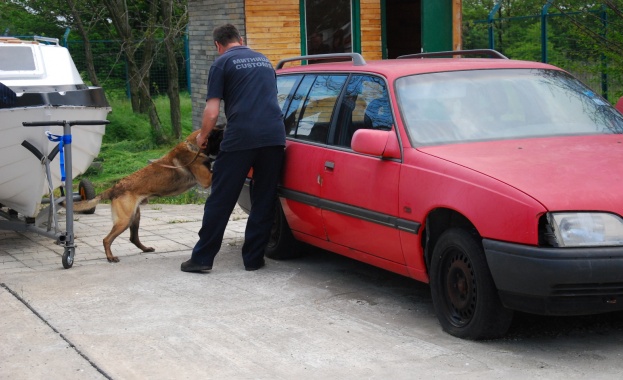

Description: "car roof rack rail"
397 49 508 60
276 53 367 69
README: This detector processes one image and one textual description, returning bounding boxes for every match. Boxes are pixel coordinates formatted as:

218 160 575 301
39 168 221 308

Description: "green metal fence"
65 37 191 97
463 2 622 103
8 32 191 97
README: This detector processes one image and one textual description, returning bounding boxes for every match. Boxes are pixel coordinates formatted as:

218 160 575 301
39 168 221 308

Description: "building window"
305 0 352 55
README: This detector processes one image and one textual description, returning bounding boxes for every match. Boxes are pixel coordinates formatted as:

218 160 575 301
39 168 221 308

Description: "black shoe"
181 259 212 272
244 259 265 271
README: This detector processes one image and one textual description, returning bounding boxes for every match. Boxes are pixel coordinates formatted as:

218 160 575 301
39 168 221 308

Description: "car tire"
265 201 300 260
429 228 513 340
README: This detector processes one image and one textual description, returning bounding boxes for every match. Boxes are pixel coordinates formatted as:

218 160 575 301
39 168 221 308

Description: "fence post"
184 26 191 94
487 0 503 50
62 28 70 48
541 0 553 63
600 5 608 100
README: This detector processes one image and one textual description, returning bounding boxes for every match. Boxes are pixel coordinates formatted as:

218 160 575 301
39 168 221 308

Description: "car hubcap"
444 251 476 326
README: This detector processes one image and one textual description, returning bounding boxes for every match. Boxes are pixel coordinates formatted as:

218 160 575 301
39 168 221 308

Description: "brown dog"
73 128 224 262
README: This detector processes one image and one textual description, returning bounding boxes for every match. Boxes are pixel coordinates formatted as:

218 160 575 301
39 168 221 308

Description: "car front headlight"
548 212 623 247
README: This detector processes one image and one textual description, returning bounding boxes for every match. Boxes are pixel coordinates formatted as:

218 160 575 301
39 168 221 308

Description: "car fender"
399 148 546 247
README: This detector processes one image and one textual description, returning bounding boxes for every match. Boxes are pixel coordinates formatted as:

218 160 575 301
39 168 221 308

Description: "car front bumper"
483 239 623 316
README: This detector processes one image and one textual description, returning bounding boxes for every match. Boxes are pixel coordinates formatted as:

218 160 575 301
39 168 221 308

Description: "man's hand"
196 132 208 149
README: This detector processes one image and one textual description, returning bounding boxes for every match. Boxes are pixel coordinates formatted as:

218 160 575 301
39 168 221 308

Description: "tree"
102 0 165 142
65 0 105 86
101 0 190 142
2 0 188 139
549 1 623 100
463 0 623 100
551 1 623 60
0 0 64 37
12 0 113 87
161 0 186 139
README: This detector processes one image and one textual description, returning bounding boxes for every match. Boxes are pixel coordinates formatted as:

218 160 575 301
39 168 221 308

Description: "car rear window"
276 75 302 113
286 74 348 144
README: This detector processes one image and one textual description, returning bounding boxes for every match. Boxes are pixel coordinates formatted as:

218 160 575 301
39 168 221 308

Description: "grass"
73 91 208 205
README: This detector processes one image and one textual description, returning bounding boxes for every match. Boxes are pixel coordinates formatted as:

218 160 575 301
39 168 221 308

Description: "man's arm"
197 97 221 148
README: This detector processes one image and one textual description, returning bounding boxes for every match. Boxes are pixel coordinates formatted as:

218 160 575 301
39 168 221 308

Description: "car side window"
276 75 303 113
334 75 393 148
291 75 348 144
283 75 315 135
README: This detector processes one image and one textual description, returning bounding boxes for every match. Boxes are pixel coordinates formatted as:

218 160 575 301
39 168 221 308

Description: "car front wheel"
429 228 513 340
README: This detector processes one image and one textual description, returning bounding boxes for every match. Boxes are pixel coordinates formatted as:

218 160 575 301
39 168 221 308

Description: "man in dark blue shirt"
181 24 285 272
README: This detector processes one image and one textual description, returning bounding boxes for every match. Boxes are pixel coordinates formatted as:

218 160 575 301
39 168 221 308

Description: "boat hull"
0 37 111 218
0 105 109 217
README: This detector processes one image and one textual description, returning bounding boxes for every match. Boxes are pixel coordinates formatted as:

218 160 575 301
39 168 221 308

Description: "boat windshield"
395 69 623 146
0 45 36 71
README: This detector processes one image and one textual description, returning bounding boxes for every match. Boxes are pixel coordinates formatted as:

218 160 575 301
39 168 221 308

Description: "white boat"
0 36 110 218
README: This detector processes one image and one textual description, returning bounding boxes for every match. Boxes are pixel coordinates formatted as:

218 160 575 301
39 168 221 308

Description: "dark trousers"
191 145 284 267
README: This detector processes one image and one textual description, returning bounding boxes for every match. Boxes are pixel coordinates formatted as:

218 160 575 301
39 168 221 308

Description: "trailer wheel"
78 179 96 214
62 247 75 269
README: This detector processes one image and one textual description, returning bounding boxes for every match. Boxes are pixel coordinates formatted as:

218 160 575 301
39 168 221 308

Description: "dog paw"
107 256 120 263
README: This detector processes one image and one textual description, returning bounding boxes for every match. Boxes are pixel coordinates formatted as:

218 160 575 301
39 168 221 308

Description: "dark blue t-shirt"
207 46 286 151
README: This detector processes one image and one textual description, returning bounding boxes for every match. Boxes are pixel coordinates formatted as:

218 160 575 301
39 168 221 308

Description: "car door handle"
324 161 335 171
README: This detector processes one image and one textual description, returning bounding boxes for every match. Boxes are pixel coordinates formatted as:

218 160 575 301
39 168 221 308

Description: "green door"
421 0 452 52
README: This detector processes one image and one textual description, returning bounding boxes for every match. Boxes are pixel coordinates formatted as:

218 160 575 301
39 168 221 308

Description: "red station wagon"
238 50 623 339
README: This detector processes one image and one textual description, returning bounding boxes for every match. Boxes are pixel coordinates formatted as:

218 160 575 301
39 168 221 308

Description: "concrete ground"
2 203 623 379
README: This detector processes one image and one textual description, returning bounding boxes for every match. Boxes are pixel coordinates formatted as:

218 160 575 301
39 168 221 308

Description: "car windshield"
395 69 623 146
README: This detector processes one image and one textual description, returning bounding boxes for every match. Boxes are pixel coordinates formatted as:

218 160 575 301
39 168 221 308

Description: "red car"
238 50 623 339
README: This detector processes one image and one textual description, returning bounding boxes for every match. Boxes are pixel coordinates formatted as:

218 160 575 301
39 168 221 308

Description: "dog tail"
71 188 113 212
72 196 102 212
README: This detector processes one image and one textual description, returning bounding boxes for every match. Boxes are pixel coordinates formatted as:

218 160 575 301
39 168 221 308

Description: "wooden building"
188 0 462 126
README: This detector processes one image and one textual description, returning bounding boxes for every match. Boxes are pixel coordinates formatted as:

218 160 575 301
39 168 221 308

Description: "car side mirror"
616 96 623 114
351 129 401 159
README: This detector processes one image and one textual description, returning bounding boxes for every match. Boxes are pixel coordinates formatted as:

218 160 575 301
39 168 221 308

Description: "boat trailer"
0 119 109 269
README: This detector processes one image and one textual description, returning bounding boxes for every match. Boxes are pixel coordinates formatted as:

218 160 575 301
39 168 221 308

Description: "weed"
167 219 195 224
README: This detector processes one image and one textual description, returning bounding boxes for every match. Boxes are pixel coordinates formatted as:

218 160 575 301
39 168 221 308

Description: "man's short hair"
213 24 241 46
